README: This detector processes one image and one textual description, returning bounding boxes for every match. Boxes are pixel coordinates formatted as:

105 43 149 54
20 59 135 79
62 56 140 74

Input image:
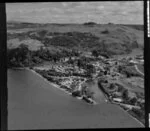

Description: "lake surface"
8 69 143 129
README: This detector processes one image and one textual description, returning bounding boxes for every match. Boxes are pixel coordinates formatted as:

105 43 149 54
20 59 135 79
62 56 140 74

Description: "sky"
6 1 144 24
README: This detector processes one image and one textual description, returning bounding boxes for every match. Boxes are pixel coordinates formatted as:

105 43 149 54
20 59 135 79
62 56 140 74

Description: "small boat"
82 95 94 104
76 96 83 100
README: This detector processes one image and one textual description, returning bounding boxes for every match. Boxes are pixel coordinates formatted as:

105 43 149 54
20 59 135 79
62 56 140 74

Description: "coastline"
26 68 97 105
117 104 144 127
10 67 30 70
9 67 144 125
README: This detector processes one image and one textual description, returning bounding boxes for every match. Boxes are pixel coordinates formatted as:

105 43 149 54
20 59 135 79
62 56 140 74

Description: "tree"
129 97 137 105
7 44 30 67
122 89 129 101
86 64 96 78
18 44 30 65
72 90 82 97
83 22 97 25
38 47 50 60
101 29 109 34
38 30 47 38
77 59 86 69
132 108 144 119
71 49 80 57
92 50 99 57
109 83 116 90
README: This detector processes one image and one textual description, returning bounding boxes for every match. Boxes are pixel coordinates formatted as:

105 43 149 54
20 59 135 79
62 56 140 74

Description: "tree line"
7 44 80 68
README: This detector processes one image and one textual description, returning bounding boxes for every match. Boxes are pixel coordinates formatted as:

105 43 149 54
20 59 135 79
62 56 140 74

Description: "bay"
7 69 143 129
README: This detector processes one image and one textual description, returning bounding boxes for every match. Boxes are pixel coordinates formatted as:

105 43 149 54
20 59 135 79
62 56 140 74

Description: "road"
134 65 144 76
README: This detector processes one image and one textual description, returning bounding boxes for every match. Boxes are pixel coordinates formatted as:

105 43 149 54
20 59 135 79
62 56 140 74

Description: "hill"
7 22 144 56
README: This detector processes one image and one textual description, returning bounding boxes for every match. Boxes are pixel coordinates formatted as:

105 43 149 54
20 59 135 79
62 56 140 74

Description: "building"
113 98 123 103
129 60 139 64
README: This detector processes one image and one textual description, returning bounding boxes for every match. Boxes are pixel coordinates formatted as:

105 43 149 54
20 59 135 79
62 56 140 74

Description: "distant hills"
7 21 144 30
7 21 144 56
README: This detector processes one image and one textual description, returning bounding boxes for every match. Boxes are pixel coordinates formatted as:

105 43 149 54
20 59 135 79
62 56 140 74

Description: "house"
136 55 143 60
60 57 69 62
139 59 144 64
129 60 138 64
113 98 123 103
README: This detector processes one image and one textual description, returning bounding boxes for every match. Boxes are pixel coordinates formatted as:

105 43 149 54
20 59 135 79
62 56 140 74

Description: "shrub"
60 85 68 90
132 108 144 119
7 44 31 67
122 89 129 101
128 97 137 105
101 29 109 34
85 89 94 99
92 50 99 57
83 22 97 25
38 30 48 38
108 83 116 90
72 90 82 97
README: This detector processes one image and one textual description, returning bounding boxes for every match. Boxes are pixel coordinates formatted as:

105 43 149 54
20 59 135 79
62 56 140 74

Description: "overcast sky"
6 1 144 24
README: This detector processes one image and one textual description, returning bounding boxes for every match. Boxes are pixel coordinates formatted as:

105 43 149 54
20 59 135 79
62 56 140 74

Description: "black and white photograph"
6 1 145 129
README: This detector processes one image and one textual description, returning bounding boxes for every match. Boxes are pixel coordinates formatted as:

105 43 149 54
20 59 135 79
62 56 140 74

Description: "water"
8 69 142 129
85 79 107 103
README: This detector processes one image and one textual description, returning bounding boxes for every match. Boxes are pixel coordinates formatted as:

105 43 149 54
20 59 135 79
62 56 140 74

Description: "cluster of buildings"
34 52 144 113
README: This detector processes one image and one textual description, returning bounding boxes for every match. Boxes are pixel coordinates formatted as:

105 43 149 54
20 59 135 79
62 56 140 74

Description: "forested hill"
7 22 144 56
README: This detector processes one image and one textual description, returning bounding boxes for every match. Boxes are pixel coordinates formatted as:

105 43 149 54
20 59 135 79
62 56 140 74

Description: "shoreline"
26 68 97 105
9 67 144 126
117 104 144 127
10 67 30 70
111 102 144 127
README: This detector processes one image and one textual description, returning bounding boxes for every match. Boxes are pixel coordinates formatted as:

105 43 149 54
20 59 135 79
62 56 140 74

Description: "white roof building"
113 98 123 103
129 60 139 64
